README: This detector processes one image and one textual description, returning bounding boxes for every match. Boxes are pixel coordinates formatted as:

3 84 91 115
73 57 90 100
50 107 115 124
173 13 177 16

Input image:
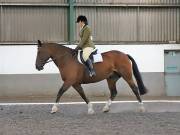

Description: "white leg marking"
103 99 112 112
51 103 58 114
138 102 146 113
88 102 95 114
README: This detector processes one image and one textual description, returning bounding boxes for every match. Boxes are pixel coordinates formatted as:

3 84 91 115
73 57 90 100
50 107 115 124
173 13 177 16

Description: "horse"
35 40 148 114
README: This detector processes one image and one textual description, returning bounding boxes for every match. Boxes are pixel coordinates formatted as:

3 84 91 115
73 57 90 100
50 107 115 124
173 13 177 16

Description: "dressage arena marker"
0 100 180 106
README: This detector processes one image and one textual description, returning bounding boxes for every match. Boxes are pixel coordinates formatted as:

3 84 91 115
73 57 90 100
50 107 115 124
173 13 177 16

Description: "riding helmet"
76 15 88 25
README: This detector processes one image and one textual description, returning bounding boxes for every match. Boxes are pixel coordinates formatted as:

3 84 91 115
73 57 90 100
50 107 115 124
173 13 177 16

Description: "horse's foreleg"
51 83 71 114
73 84 94 114
103 99 112 113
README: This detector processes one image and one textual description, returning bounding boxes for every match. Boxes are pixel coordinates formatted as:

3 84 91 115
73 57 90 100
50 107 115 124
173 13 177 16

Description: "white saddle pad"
93 53 103 63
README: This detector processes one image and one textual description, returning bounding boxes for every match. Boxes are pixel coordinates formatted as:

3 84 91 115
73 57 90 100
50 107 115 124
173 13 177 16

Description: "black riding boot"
85 59 96 77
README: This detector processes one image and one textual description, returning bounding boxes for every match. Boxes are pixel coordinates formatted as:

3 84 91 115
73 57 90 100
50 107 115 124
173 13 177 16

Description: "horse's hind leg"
124 75 145 112
128 80 142 103
103 73 120 112
128 80 145 112
73 84 94 114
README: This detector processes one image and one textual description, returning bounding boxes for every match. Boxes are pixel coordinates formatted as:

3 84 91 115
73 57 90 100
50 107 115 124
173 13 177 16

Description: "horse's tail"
127 54 148 95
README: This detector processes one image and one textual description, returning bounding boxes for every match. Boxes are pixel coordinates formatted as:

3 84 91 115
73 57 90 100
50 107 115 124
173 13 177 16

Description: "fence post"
68 0 75 44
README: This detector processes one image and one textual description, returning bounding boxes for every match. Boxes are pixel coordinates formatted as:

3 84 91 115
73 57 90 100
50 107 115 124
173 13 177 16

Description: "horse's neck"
50 45 72 67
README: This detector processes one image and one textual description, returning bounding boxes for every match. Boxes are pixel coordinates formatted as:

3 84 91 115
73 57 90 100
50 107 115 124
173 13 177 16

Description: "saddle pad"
93 53 103 63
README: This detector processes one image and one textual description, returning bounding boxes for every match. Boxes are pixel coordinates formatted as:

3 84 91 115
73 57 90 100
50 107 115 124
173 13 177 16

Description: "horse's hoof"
51 111 56 114
138 105 146 113
103 106 110 113
51 105 58 114
88 109 95 115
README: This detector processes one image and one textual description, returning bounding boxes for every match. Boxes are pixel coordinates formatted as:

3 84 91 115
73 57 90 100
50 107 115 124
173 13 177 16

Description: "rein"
45 51 74 64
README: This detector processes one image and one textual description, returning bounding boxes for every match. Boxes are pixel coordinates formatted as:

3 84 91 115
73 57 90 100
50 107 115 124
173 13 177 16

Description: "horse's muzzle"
36 65 44 71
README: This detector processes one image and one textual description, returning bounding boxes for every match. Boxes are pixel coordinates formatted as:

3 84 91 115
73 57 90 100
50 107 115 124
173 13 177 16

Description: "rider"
74 15 96 77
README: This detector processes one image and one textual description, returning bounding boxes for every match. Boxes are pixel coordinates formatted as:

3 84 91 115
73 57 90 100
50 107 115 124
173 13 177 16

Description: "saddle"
77 49 103 64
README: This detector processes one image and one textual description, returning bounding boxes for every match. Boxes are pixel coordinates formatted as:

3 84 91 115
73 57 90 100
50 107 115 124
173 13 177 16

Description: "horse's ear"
37 40 42 47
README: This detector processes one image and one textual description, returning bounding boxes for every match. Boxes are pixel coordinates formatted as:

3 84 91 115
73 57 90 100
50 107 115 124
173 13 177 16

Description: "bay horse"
35 40 148 114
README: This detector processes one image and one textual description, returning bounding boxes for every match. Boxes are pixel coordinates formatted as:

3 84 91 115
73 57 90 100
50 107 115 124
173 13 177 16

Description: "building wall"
0 44 179 99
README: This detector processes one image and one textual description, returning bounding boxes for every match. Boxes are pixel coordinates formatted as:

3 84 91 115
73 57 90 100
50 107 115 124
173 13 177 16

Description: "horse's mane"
44 42 74 52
